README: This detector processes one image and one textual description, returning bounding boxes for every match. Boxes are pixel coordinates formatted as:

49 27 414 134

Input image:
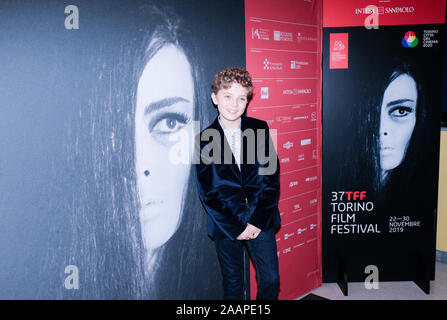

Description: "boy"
195 67 281 300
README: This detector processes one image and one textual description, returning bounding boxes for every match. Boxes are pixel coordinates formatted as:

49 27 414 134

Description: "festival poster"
322 0 444 283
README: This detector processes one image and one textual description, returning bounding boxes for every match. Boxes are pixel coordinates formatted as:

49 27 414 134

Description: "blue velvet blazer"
195 115 281 240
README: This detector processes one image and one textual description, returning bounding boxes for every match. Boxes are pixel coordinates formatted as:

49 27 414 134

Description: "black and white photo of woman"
56 1 222 299
324 26 441 219
0 0 246 299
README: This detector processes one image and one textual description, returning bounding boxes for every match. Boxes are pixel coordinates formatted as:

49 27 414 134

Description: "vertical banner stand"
336 255 431 295
414 255 430 294
337 257 348 296
323 0 444 299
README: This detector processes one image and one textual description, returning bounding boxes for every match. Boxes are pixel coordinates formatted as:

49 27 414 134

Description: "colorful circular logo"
401 31 418 48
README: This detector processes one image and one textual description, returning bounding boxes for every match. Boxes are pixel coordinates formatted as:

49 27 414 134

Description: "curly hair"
212 66 253 101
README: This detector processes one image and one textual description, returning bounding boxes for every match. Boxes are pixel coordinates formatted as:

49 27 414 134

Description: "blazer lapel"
239 116 260 182
212 117 241 176
239 116 249 177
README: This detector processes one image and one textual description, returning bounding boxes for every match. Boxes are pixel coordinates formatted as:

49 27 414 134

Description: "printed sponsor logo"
291 60 309 69
264 58 269 70
283 88 311 95
284 232 295 240
355 6 415 15
277 115 292 122
402 31 418 47
264 58 283 71
251 28 270 40
354 6 383 15
289 180 298 188
283 141 294 150
386 6 414 14
297 32 318 43
274 30 293 42
301 138 311 146
422 29 439 48
333 40 345 51
261 87 269 99
305 176 318 182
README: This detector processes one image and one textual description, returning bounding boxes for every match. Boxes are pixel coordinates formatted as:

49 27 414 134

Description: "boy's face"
211 82 249 128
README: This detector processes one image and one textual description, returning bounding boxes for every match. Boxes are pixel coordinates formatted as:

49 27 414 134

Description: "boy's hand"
236 223 261 240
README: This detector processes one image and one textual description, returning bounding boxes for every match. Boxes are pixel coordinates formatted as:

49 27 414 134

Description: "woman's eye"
150 112 190 134
389 106 413 119
159 118 178 131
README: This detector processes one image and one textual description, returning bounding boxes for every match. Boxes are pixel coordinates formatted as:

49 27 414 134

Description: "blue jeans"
214 228 280 300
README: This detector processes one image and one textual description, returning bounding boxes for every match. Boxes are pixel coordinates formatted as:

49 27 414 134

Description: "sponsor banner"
247 17 319 52
279 190 319 226
323 0 446 28
251 78 318 107
245 0 322 300
247 48 318 78
249 103 318 133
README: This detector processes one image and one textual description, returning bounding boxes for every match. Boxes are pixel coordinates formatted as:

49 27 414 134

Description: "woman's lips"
144 199 162 206
380 146 395 155
140 199 164 221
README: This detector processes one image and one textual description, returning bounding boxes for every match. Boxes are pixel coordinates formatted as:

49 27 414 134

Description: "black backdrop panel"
322 25 442 282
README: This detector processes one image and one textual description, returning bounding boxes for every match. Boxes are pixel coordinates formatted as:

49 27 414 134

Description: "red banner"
245 0 322 300
323 0 446 27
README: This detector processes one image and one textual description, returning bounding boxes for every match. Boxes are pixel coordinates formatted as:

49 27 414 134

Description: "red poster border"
245 0 323 300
